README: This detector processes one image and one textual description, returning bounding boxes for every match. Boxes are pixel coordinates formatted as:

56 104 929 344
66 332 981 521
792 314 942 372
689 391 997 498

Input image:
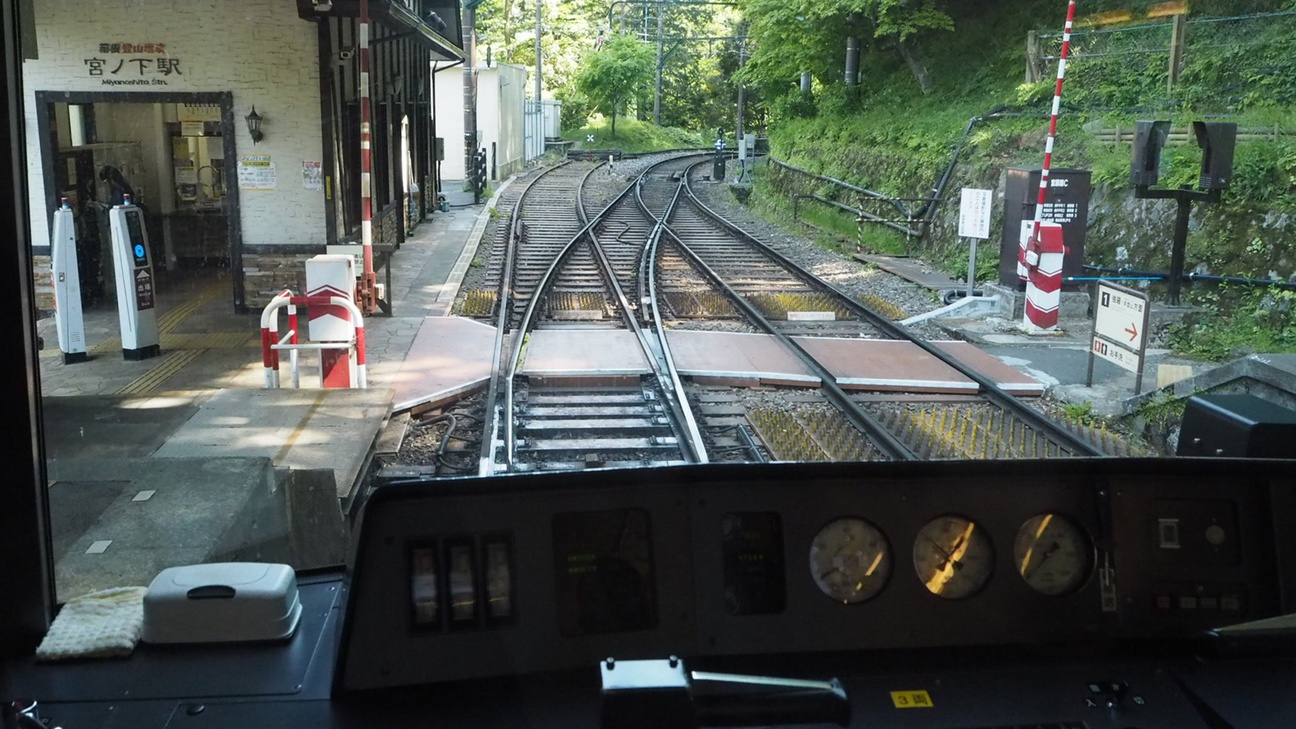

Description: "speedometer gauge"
1014 514 1092 596
913 515 994 599
809 518 892 604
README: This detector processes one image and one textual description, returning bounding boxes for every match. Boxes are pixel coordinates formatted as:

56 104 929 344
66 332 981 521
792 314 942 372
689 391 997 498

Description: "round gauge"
808 518 892 604
912 515 994 600
1014 514 1092 596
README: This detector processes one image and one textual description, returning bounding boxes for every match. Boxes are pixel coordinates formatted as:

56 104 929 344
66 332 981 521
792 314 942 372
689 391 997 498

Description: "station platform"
35 186 497 598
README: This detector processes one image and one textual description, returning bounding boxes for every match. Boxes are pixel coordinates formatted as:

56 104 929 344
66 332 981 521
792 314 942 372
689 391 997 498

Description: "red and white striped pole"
1021 0 1077 332
358 0 378 315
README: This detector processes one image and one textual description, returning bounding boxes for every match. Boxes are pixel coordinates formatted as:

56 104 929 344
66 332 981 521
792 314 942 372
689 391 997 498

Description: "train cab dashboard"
5 458 1296 729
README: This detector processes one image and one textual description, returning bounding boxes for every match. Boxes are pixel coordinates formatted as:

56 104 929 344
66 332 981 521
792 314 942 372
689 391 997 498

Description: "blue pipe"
1064 276 1164 282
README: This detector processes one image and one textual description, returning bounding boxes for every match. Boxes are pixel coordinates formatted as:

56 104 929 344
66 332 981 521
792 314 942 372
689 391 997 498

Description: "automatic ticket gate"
50 199 87 364
107 196 160 360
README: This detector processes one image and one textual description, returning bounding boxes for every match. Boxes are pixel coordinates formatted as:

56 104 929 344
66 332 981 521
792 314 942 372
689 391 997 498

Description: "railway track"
447 153 1105 476
648 159 1105 461
477 156 709 475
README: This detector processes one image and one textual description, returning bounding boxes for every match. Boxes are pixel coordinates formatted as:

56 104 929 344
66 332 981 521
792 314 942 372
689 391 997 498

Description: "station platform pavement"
35 183 498 598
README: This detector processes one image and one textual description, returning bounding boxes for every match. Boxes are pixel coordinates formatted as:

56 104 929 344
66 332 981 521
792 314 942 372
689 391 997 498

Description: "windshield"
20 0 1296 612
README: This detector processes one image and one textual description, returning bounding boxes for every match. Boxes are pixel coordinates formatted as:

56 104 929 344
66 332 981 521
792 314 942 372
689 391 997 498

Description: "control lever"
600 657 850 729
1197 612 1296 659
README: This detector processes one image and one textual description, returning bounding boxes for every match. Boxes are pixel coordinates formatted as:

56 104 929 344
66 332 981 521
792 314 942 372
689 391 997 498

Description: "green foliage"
944 242 998 285
1169 285 1296 361
561 116 704 153
1062 401 1099 428
574 34 655 137
736 0 954 97
857 225 912 256
555 88 593 131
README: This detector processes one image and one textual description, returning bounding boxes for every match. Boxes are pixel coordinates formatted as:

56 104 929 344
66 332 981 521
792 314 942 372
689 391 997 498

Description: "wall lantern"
245 106 264 144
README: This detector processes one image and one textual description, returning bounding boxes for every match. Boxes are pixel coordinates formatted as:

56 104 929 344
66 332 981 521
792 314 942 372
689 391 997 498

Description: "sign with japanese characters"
1091 336 1140 373
1095 283 1148 350
957 188 993 239
1087 281 1151 390
302 161 323 191
237 155 277 190
84 42 182 86
134 268 154 311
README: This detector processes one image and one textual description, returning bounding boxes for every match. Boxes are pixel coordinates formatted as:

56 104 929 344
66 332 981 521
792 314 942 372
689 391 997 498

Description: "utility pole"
653 1 665 124
463 3 478 194
735 34 744 144
534 0 543 103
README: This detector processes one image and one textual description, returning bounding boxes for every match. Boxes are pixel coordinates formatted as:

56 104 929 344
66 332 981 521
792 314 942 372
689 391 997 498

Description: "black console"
5 459 1296 729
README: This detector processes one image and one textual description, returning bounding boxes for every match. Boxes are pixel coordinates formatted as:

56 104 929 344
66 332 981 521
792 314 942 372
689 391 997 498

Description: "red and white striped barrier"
357 0 378 315
1024 223 1065 330
1022 0 1077 333
260 292 367 389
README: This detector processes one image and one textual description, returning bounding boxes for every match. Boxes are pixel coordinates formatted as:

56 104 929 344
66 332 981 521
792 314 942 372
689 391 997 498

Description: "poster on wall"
302 161 323 190
237 154 277 190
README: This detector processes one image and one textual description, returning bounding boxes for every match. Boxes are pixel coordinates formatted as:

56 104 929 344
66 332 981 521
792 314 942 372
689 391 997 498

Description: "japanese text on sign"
238 155 277 190
1040 202 1081 224
85 43 181 86
958 188 993 240
134 268 154 311
1095 283 1148 350
890 690 933 709
1092 336 1139 373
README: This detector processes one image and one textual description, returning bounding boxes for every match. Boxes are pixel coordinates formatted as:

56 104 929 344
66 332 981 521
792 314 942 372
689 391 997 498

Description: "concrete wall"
492 64 527 179
22 0 325 251
434 62 528 181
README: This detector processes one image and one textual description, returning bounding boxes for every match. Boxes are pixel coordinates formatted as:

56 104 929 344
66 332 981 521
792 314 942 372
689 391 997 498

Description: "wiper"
600 656 850 729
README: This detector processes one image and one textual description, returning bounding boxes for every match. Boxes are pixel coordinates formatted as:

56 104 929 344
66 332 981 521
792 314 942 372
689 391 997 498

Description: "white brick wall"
22 0 325 250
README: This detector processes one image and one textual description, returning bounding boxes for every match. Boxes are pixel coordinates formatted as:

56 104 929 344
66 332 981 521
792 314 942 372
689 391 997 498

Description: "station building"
21 0 464 313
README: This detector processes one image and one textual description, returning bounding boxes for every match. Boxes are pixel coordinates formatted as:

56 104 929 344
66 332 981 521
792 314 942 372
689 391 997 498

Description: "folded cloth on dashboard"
35 586 147 661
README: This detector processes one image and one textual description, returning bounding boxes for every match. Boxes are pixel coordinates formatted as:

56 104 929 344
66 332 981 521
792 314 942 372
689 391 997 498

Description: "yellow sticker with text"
890 690 933 709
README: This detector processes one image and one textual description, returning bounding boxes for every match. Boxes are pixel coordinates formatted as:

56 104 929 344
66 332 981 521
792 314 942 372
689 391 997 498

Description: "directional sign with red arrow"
1090 282 1151 391
1095 284 1146 351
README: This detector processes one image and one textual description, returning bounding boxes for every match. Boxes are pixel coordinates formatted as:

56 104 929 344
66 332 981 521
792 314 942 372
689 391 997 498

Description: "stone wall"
241 251 319 308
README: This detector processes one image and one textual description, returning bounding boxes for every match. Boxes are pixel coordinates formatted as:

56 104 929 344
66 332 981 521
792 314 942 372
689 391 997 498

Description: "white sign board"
1095 283 1147 350
237 154 277 190
786 311 836 322
1091 336 1140 373
958 188 993 240
302 161 323 190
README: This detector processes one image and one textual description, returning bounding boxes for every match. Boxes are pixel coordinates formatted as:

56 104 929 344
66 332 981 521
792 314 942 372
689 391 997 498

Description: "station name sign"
84 41 182 86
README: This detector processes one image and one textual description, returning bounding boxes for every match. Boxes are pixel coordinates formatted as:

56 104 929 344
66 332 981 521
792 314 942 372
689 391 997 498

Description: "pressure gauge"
808 517 892 604
912 515 994 600
1014 514 1092 596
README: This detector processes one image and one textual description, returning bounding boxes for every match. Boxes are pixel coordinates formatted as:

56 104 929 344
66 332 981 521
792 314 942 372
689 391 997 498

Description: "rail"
681 165 1106 459
659 164 915 460
477 161 572 476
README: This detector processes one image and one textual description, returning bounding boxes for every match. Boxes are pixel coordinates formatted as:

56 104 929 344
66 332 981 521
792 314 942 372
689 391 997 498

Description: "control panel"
339 459 1296 692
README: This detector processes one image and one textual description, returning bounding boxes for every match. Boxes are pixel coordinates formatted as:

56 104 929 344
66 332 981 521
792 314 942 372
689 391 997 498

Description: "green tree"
738 0 953 96
574 34 656 137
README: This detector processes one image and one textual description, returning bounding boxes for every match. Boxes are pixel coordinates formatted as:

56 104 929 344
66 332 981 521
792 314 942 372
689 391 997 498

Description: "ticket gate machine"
107 196 160 360
50 199 87 364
